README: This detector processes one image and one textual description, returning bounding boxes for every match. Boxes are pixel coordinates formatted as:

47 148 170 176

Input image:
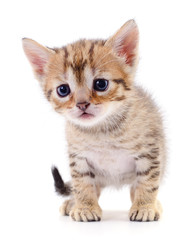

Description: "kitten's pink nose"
76 102 90 112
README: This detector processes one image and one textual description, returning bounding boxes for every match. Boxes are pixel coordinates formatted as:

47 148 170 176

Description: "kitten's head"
22 20 139 128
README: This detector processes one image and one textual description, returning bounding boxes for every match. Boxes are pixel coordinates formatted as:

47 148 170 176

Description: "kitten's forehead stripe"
62 46 69 59
93 39 106 46
88 42 95 64
71 50 88 84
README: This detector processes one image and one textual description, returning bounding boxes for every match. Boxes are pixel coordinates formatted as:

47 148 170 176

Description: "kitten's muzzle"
76 101 90 112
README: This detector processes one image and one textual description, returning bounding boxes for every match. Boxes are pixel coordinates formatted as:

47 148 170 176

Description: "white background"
0 0 188 239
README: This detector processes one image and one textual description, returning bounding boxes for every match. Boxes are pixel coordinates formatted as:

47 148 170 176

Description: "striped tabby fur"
22 20 166 222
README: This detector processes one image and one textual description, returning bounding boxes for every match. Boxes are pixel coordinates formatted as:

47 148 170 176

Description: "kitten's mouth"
79 112 94 119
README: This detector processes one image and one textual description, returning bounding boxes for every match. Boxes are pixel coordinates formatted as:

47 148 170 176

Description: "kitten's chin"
65 112 106 127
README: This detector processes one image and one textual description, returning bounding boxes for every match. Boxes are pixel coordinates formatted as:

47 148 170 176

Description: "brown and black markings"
71 169 95 179
113 78 131 91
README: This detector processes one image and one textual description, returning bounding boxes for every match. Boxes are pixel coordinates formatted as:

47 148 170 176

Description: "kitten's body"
23 20 166 222
67 85 165 187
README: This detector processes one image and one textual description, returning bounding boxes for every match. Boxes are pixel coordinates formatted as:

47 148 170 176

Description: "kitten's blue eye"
57 84 70 97
93 79 109 92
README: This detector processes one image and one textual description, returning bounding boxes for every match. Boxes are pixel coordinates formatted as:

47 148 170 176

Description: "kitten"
22 19 166 222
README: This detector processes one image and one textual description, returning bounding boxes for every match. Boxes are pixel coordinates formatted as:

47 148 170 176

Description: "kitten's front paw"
70 205 102 222
129 202 162 222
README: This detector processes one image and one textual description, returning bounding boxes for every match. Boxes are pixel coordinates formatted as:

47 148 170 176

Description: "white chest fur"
81 145 136 177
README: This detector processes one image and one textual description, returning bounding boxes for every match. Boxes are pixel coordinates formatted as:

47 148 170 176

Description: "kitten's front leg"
69 155 102 222
129 155 162 222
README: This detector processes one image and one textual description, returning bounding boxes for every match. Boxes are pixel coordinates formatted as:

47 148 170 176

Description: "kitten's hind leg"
60 198 75 216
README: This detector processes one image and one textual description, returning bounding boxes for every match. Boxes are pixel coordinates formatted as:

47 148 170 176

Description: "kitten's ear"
106 19 139 68
22 38 54 81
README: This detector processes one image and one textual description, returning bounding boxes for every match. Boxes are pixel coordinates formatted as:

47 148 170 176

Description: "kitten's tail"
51 166 72 196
